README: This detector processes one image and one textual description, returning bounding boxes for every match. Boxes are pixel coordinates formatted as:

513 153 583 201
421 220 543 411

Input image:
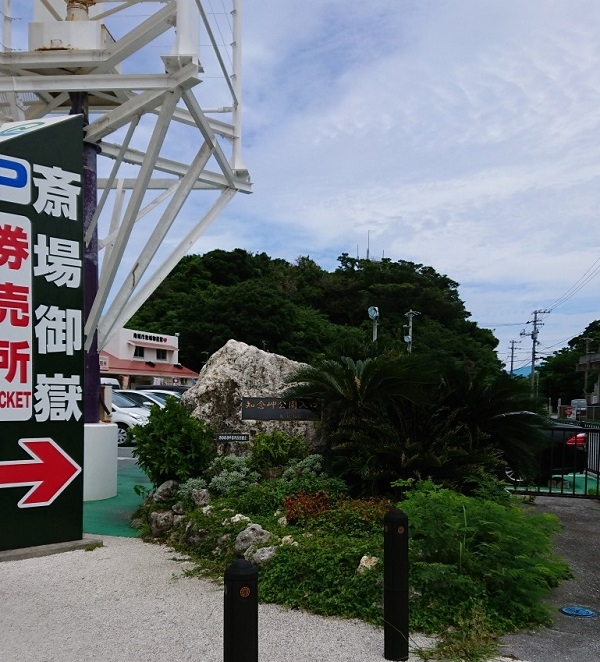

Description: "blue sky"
6 1 600 370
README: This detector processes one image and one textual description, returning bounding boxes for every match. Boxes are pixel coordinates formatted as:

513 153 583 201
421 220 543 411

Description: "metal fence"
508 422 600 499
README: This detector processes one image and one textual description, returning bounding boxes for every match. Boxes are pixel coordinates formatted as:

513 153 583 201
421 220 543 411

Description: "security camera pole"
368 306 379 342
404 310 419 354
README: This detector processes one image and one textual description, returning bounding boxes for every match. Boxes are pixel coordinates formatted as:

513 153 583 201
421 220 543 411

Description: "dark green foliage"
284 352 548 496
258 534 384 624
232 479 292 517
131 398 216 485
248 429 308 473
401 482 572 634
133 468 571 661
234 474 348 518
414 364 549 488
319 496 394 535
127 250 501 372
256 482 570 651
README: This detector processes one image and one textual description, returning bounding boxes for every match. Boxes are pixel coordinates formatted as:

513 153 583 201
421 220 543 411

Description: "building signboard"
241 397 320 421
0 116 84 551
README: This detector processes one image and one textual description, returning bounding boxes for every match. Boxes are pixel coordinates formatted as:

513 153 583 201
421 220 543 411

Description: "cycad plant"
285 352 548 496
284 352 436 494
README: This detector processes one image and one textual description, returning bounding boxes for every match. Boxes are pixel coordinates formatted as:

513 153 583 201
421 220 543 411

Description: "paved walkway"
82 460 151 537
499 496 600 662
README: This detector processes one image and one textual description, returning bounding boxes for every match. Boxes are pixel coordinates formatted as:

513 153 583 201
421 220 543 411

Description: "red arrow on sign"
0 438 81 508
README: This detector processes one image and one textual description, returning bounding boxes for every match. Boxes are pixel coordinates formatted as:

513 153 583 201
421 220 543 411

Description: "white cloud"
219 0 600 366
8 0 600 371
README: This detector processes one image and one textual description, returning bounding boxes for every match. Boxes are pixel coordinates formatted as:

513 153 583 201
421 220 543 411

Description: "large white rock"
182 339 319 449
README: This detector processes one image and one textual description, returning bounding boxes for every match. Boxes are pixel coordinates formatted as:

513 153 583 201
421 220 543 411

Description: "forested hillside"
128 249 501 374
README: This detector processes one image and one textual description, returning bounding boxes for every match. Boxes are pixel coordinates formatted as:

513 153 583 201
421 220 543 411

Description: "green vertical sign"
0 116 84 551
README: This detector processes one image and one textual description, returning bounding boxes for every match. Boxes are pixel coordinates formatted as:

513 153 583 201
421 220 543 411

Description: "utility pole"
404 310 420 354
508 340 521 376
583 337 593 395
520 309 549 394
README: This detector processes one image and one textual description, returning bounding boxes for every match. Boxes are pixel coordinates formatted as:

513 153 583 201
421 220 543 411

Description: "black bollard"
383 507 409 661
224 559 258 662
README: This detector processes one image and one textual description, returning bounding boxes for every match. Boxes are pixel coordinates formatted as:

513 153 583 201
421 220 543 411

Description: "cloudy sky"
223 0 600 370
6 1 600 371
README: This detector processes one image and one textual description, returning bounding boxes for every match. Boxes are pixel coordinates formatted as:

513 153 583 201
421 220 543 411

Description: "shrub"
281 454 325 480
284 474 348 500
207 454 261 496
132 398 215 485
249 430 307 472
177 477 208 508
400 482 572 634
259 534 383 623
282 490 335 524
137 477 572 660
322 497 394 535
234 480 292 518
234 472 348 519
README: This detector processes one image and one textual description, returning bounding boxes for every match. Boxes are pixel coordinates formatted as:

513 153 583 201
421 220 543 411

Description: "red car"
566 432 587 448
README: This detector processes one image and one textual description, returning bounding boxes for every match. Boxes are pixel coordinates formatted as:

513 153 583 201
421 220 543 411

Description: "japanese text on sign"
241 397 320 421
0 156 82 423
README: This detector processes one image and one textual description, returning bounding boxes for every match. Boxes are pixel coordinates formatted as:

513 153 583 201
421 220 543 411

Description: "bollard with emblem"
224 559 258 662
383 507 409 661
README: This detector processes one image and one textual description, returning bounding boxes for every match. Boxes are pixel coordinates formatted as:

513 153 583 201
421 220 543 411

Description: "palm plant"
285 353 548 496
431 363 549 481
284 353 436 494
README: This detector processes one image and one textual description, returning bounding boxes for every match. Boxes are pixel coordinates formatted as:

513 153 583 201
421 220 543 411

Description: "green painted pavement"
83 464 152 538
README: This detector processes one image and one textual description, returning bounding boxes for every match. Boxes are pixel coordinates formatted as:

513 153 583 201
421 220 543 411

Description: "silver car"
110 391 150 445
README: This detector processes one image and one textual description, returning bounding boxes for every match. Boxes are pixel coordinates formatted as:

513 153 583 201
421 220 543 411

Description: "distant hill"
509 366 531 377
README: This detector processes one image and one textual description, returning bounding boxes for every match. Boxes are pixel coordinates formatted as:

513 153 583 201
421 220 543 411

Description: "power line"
545 255 600 311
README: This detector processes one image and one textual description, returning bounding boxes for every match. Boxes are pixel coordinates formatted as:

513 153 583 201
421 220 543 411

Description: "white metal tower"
0 0 251 351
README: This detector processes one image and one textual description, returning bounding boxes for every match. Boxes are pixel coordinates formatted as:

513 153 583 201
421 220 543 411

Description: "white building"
100 328 198 389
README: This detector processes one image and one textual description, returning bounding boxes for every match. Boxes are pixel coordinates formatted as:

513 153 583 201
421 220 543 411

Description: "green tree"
128 249 503 375
538 320 600 404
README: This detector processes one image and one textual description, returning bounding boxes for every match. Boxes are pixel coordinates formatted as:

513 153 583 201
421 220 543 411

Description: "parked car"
115 389 168 409
138 388 184 401
110 390 151 445
540 421 588 483
134 384 189 396
101 377 121 388
504 417 588 486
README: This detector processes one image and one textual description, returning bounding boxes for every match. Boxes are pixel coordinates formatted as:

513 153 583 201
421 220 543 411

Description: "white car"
110 390 151 445
138 388 184 401
116 389 168 409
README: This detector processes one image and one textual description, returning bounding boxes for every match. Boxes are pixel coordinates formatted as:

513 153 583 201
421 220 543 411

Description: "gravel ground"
1 536 433 662
0 535 525 662
4 497 596 662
